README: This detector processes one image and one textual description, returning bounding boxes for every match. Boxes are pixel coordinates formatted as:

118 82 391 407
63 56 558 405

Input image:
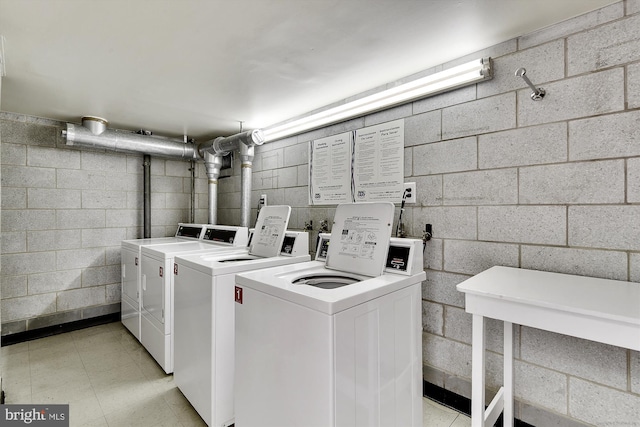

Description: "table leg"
472 314 485 427
503 321 514 427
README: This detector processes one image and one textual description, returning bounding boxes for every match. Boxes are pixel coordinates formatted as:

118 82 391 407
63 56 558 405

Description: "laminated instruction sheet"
308 119 404 205
248 205 291 258
326 202 395 277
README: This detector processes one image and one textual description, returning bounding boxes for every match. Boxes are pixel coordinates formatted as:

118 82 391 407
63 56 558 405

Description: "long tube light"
262 57 492 142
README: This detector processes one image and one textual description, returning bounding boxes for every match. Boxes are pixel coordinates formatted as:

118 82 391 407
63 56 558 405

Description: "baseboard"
423 381 535 427
0 312 120 347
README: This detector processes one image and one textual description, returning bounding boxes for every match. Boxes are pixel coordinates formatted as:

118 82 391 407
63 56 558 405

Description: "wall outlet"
404 182 416 204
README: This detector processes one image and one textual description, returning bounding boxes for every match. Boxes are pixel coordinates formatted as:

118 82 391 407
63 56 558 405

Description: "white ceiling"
0 0 617 141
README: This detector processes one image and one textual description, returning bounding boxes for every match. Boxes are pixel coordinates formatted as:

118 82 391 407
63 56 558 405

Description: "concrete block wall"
0 112 208 335
218 1 640 425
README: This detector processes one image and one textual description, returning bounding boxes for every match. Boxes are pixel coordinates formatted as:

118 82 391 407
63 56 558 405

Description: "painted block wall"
0 113 210 335
218 1 640 425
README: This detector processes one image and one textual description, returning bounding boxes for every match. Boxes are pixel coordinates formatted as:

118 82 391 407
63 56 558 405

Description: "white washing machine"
139 225 249 374
234 202 426 427
121 223 212 341
173 205 311 427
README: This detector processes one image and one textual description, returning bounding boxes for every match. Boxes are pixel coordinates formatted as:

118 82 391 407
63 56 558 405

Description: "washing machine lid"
121 237 184 250
248 205 291 258
325 202 395 277
141 240 242 257
121 223 207 250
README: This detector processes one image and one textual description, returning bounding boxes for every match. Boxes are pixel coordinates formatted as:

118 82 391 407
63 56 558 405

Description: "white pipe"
199 130 264 228
239 143 255 228
204 151 223 225
63 118 198 160
62 117 265 227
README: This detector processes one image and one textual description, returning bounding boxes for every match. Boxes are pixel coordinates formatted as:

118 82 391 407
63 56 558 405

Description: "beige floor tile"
31 378 96 404
73 415 109 427
162 388 208 427
71 323 121 341
28 333 76 352
1 341 29 356
87 360 146 392
173 405 208 427
2 352 31 379
68 394 105 426
2 357 32 403
74 331 125 353
31 368 91 392
30 349 84 374
79 345 136 374
94 380 161 416
3 385 32 404
103 394 181 427
451 413 472 427
423 397 459 427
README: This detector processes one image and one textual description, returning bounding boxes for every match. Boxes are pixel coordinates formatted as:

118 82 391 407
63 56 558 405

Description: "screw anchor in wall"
515 68 545 101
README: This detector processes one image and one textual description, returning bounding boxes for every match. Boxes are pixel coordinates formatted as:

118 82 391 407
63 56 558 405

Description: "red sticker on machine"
235 286 243 304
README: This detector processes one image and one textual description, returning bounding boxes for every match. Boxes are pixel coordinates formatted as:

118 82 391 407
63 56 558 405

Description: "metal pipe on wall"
62 117 265 228
198 129 264 228
63 117 199 160
203 151 223 225
143 155 151 238
239 144 255 228
190 160 196 223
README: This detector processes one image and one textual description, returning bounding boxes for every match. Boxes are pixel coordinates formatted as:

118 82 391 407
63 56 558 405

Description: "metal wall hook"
515 68 545 101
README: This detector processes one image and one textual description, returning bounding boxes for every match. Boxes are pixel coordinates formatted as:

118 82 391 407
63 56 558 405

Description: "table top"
456 266 640 326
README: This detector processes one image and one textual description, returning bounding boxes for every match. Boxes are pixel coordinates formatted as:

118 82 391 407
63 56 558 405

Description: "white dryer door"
121 247 139 302
141 255 167 331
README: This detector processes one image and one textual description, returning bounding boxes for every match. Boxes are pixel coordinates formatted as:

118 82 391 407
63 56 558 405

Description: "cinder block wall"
0 113 209 335
219 1 640 425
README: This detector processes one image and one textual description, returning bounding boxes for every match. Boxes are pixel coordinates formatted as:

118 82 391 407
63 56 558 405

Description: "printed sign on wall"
308 119 404 205
308 132 353 205
353 119 404 202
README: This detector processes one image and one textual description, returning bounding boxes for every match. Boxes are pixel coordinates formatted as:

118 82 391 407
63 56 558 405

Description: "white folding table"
456 266 640 427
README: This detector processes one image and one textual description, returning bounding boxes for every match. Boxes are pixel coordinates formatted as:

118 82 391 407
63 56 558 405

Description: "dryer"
138 225 249 373
173 205 310 427
234 202 426 427
121 223 212 340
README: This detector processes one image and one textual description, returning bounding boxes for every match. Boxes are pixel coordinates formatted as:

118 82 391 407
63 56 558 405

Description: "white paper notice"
353 119 404 202
336 215 387 261
249 205 291 258
308 132 353 205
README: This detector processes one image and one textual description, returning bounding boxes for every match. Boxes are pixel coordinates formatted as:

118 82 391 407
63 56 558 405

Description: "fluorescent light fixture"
262 57 492 142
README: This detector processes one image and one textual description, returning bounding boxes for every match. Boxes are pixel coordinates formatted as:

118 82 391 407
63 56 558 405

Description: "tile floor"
1 322 470 427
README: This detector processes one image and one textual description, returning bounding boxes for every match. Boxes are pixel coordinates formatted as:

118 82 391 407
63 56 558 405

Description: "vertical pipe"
143 155 151 238
190 160 196 223
203 151 223 225
239 144 255 228
209 179 218 225
240 165 252 227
